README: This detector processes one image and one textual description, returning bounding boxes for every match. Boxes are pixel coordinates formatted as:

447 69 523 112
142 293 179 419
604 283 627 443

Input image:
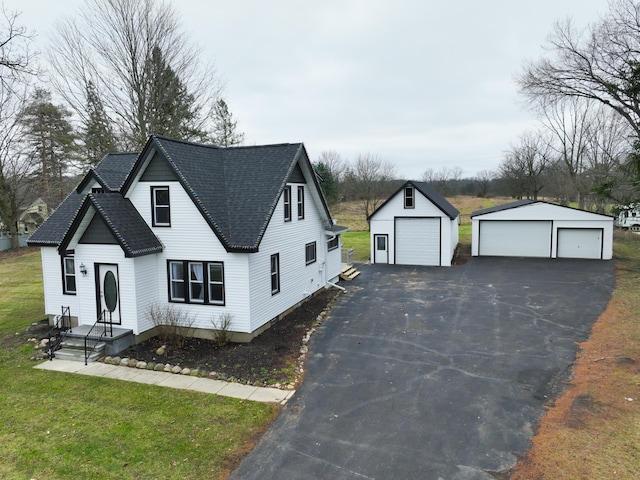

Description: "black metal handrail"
46 306 72 361
84 309 113 365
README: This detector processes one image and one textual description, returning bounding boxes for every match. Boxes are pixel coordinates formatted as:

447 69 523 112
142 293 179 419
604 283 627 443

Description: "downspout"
326 280 346 291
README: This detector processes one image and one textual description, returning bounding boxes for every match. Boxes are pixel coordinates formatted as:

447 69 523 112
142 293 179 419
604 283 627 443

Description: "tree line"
0 0 244 248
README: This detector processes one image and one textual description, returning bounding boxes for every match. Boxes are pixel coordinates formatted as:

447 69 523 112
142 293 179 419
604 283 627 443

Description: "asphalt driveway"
230 258 614 480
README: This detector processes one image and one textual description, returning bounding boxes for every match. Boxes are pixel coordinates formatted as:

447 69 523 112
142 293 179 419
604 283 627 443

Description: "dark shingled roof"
30 135 335 254
470 199 536 217
76 152 138 193
29 153 137 247
73 193 162 257
369 180 460 220
131 136 321 251
93 153 138 191
28 192 86 246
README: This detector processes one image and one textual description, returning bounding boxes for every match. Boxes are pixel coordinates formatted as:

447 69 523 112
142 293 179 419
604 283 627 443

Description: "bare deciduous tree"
347 153 396 228
48 0 223 148
518 0 640 187
317 151 345 182
475 169 496 198
0 6 35 88
500 130 553 200
421 166 463 196
540 97 593 208
0 83 32 248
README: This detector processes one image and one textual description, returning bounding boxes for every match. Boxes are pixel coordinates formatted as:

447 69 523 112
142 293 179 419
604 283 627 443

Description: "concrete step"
60 337 106 351
52 347 103 363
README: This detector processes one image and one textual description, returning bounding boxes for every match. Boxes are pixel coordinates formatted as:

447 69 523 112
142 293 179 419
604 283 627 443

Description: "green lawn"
342 231 369 262
0 250 276 480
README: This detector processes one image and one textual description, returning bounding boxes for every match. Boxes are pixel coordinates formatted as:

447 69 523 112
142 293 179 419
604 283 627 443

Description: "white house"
368 181 460 266
471 200 613 260
29 135 347 342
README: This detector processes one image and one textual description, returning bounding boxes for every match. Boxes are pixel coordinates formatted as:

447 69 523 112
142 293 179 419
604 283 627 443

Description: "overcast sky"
7 0 608 179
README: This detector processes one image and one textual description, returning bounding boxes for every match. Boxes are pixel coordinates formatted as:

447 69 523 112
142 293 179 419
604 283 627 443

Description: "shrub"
147 302 196 347
211 312 233 346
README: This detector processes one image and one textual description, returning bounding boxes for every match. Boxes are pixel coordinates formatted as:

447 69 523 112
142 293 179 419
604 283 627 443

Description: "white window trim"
152 186 171 226
297 186 305 219
62 256 76 295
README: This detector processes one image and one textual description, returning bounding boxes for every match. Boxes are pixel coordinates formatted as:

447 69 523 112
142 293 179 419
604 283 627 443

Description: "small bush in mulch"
119 289 342 387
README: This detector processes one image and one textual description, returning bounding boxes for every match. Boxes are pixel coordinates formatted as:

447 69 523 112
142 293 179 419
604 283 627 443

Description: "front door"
95 263 121 324
374 234 389 264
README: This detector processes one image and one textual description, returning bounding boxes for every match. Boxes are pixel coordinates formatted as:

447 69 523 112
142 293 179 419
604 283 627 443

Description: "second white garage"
471 200 613 260
369 181 460 266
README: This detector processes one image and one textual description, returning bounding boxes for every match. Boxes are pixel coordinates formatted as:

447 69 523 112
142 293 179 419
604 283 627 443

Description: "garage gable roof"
369 180 459 220
471 200 614 219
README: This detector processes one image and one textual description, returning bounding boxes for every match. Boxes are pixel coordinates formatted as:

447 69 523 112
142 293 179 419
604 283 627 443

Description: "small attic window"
404 186 415 209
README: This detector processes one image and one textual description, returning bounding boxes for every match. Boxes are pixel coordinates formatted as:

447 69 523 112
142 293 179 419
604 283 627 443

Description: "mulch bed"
119 289 342 386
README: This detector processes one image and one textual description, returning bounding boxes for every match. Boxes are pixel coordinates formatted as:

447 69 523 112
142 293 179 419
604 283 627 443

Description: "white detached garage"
369 181 460 266
471 200 613 260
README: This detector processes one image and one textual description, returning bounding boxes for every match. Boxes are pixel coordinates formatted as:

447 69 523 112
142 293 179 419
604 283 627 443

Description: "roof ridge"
151 134 300 151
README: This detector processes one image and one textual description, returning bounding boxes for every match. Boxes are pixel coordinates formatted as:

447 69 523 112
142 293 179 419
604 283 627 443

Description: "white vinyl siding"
129 180 249 333
479 221 552 257
395 218 441 265
557 228 603 259
248 182 327 333
41 247 79 321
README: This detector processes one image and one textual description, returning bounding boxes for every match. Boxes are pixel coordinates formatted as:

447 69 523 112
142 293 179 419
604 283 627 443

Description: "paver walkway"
35 359 294 404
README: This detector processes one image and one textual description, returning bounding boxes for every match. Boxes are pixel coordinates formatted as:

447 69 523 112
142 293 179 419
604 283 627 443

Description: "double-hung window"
152 186 171 226
168 260 225 305
297 186 305 219
270 254 280 295
404 186 415 209
283 186 292 222
327 236 339 251
62 255 76 295
208 263 225 305
169 261 185 301
189 262 205 302
305 241 317 265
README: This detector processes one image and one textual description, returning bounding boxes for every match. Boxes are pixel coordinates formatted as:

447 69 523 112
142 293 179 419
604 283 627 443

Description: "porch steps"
339 265 360 281
54 337 106 363
49 326 134 362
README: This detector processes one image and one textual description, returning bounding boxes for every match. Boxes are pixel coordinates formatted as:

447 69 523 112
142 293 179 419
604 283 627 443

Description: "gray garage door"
479 220 552 257
557 228 602 259
395 217 440 265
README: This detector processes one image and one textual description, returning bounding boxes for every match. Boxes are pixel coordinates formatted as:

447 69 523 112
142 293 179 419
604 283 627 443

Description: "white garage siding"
557 228 603 259
395 217 441 265
478 220 552 257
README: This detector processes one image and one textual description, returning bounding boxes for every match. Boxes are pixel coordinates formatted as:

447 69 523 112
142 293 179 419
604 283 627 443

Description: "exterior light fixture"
79 263 87 276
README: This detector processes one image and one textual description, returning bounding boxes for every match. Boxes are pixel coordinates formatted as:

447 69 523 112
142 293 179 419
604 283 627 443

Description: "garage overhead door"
479 221 552 257
395 218 440 265
557 228 602 259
